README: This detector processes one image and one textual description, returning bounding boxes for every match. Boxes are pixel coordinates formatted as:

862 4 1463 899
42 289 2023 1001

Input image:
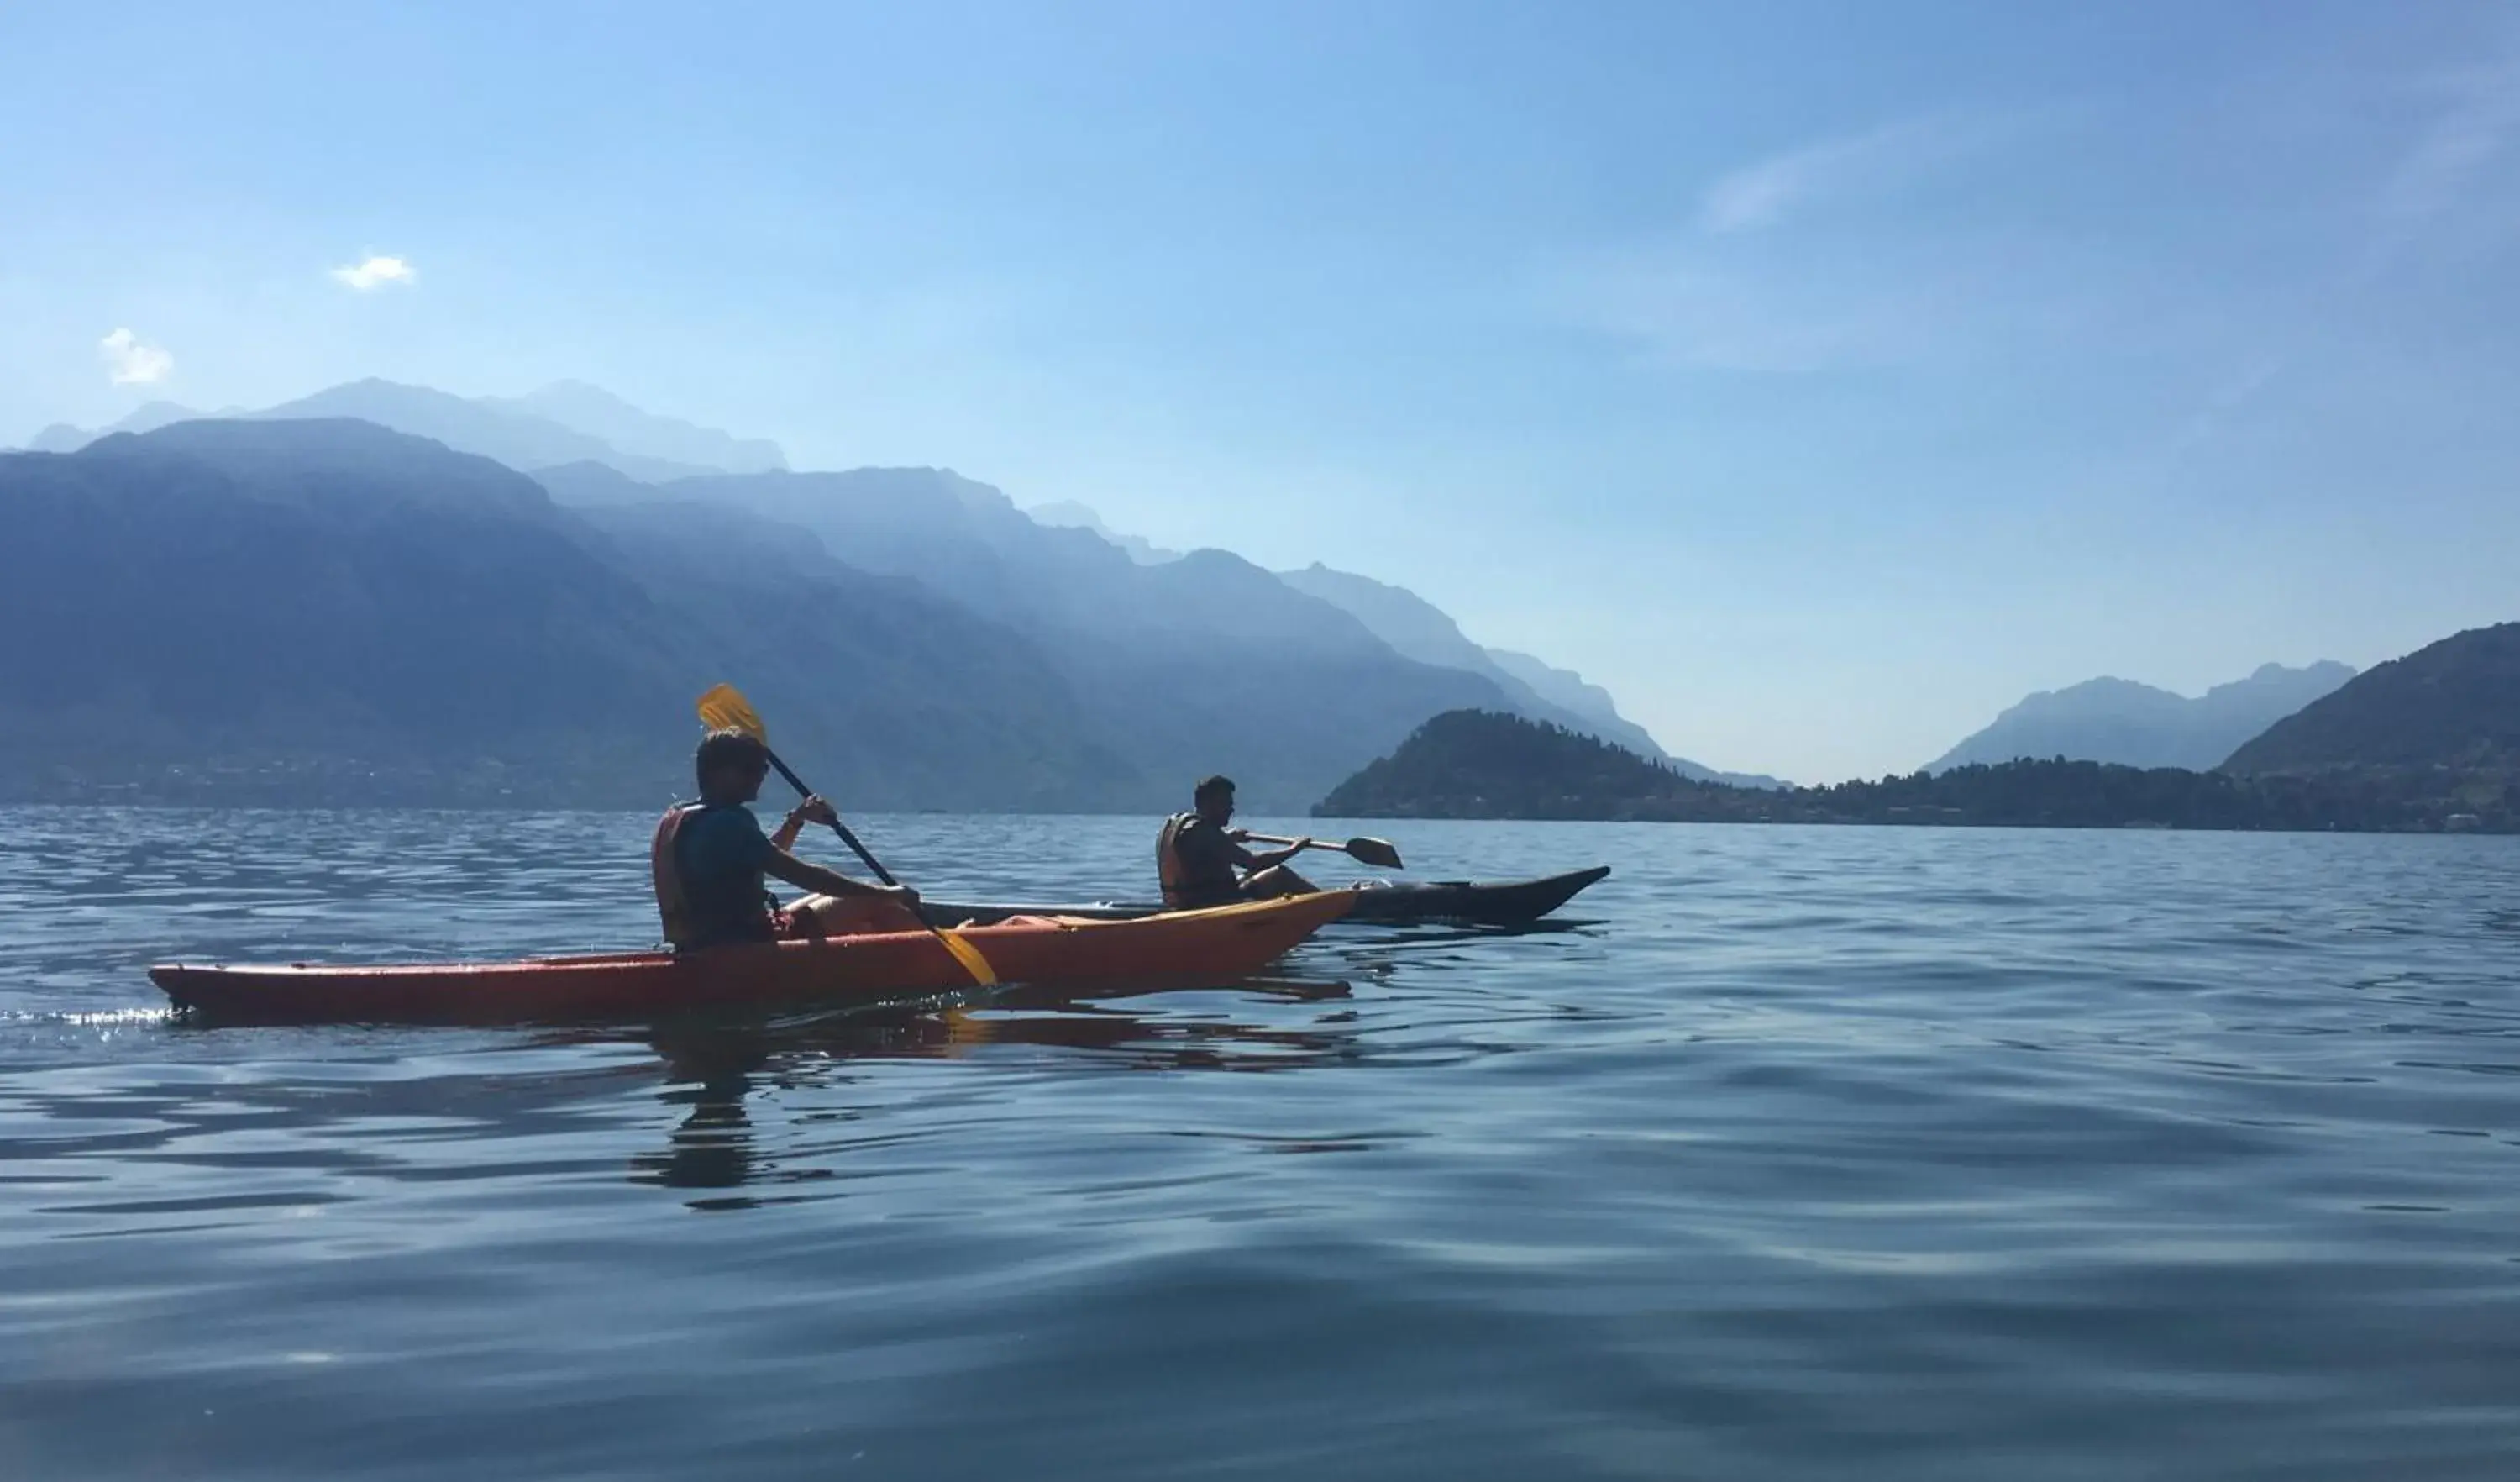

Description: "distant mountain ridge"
480 381 787 474
1029 501 1181 565
1274 563 1779 786
261 381 724 482
24 378 790 483
531 462 1511 809
990 506 1746 780
0 417 1527 811
2225 623 2520 774
14 380 1714 798
0 419 1128 810
1930 661 2356 772
29 400 205 450
1486 650 1646 743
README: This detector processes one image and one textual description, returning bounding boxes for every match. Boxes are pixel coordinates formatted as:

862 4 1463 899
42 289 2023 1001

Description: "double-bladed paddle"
1236 832 1404 870
694 683 998 987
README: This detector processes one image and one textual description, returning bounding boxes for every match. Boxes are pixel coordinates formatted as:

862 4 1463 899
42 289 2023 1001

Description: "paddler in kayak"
652 729 920 950
1156 775 1319 909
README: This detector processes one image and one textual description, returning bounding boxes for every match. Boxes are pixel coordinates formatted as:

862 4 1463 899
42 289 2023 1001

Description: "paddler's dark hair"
696 728 769 787
1194 775 1236 803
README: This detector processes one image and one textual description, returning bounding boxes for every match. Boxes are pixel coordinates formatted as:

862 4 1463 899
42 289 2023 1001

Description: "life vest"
1157 812 1245 909
652 805 700 948
651 803 777 951
1156 812 1194 908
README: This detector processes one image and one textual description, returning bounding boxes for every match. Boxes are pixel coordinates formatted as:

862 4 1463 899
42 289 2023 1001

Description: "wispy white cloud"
1556 215 2149 378
1698 113 2017 235
2374 48 2520 245
1539 108 2087 372
98 328 172 386
2189 35 2520 453
1559 256 1935 374
330 254 416 291
2165 352 2290 460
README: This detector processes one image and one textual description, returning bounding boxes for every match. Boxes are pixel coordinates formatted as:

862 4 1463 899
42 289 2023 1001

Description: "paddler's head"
1194 774 1236 826
696 728 772 805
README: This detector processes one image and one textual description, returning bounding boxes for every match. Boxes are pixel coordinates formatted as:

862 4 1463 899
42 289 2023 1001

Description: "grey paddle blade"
1344 837 1404 870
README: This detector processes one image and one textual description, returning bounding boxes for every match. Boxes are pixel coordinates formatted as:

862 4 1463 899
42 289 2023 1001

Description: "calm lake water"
3 807 2517 1480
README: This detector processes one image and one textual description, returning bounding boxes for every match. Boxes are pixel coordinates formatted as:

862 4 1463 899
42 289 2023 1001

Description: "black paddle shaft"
760 746 900 887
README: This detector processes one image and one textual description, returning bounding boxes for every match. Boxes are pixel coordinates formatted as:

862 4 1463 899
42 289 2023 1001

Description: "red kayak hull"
150 891 1355 1025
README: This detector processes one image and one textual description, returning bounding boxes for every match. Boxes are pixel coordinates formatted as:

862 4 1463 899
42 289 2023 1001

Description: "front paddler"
652 729 920 950
1155 774 1318 909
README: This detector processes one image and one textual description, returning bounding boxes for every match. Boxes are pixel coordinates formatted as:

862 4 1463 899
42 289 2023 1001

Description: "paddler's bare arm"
765 797 918 905
768 796 824 853
764 848 912 902
1228 828 1310 873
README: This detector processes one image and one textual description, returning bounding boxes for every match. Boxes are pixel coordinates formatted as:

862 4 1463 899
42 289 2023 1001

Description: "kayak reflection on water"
627 976 1358 1207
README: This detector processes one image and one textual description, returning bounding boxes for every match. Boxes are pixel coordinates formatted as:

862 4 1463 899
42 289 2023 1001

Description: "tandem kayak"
150 891 1355 1025
920 865 1611 930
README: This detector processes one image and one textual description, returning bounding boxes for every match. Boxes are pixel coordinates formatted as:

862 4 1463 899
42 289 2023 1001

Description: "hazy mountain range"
478 381 786 475
9 379 2507 811
1028 501 1181 565
530 458 1521 807
3 379 1735 809
27 378 789 485
1273 564 1782 787
0 418 1465 808
1929 662 2358 773
1012 507 1761 779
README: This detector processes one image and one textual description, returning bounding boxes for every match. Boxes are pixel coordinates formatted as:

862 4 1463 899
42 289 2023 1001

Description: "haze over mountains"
2 418 1152 809
1274 564 1781 787
1028 502 1181 566
534 459 1521 807
26 379 786 485
1929 663 2357 773
2 379 1724 810
478 381 787 476
1009 507 1761 780
21 376 2480 812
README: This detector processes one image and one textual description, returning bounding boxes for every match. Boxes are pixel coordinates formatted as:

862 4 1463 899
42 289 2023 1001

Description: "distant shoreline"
1315 813 2510 837
1314 712 2517 836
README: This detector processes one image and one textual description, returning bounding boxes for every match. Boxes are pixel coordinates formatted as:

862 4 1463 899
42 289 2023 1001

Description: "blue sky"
5 1 2518 782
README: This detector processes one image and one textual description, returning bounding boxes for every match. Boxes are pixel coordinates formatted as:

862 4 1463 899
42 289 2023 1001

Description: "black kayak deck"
920 865 1610 929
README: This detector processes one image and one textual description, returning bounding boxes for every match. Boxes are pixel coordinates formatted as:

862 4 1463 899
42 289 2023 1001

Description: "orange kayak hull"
150 891 1354 1025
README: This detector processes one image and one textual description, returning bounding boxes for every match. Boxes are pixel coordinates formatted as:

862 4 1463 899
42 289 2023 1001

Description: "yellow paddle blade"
937 928 1000 986
696 683 766 741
